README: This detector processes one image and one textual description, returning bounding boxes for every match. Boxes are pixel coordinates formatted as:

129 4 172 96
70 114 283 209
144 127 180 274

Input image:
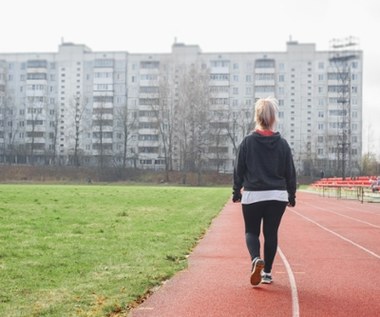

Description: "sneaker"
250 257 265 286
261 273 272 284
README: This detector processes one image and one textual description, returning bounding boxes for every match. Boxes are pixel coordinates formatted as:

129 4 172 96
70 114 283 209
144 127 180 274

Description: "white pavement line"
302 202 380 229
278 247 300 317
291 209 380 260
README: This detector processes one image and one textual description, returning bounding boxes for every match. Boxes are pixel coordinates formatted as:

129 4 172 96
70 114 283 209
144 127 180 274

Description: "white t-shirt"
241 190 288 204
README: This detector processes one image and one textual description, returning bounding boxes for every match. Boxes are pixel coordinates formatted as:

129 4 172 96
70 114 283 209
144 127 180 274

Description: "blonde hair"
254 97 279 130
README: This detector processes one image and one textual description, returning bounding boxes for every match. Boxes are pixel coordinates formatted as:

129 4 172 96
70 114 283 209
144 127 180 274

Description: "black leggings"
242 200 287 273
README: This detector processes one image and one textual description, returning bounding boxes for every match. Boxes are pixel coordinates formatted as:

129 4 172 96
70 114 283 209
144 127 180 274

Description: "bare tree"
360 152 378 176
25 96 48 165
0 95 17 163
66 95 89 166
0 67 21 164
208 111 230 172
148 65 175 181
114 95 137 169
92 97 113 169
176 63 211 185
226 104 253 153
49 104 60 165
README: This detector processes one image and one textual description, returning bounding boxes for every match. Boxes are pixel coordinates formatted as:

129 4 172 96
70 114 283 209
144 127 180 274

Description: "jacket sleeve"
233 139 246 192
284 142 297 198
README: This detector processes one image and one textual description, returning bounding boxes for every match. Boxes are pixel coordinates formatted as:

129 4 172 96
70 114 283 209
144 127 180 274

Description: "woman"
232 97 296 286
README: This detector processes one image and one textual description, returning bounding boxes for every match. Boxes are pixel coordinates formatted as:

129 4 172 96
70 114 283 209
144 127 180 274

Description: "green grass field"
0 184 230 316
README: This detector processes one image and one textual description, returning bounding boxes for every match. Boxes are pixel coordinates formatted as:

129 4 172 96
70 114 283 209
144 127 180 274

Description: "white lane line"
302 202 380 229
278 247 300 317
301 191 380 215
290 209 380 260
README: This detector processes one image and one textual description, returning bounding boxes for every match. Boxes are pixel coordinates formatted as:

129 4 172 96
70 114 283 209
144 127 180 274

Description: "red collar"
255 129 274 136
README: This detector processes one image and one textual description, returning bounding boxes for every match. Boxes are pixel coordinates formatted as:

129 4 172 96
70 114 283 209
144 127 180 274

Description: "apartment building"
0 40 363 175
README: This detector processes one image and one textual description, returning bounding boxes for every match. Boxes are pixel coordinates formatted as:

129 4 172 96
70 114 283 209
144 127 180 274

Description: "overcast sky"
1 0 379 156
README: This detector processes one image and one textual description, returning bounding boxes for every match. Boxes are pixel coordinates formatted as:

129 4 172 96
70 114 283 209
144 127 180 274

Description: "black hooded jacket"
233 131 297 199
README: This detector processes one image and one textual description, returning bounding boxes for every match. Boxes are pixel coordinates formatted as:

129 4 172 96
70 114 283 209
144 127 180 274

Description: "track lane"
292 194 380 256
302 202 380 227
131 192 379 317
280 192 380 316
131 201 294 317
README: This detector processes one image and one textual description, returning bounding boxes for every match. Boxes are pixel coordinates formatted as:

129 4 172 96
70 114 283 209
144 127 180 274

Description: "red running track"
130 192 380 317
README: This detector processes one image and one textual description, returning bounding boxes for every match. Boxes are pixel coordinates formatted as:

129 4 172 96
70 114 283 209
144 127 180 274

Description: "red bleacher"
312 176 377 188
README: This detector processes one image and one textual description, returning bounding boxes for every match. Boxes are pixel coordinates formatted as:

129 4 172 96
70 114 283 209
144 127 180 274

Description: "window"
140 74 158 81
95 84 112 91
139 110 158 117
255 86 274 93
94 96 114 103
210 74 230 81
27 73 47 80
95 59 114 68
211 98 229 105
256 73 274 80
138 146 158 153
95 72 113 78
139 86 159 93
210 60 229 67
27 60 47 68
255 59 275 68
138 134 159 141
140 61 159 69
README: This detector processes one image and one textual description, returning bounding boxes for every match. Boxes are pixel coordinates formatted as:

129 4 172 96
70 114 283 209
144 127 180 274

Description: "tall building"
0 39 362 176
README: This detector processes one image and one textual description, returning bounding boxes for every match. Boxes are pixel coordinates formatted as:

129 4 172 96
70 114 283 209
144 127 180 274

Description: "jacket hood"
251 131 282 149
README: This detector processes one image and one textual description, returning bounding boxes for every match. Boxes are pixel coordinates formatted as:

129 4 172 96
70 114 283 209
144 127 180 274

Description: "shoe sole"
250 259 265 286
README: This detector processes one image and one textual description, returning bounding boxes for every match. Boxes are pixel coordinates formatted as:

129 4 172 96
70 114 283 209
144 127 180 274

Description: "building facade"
0 40 363 176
